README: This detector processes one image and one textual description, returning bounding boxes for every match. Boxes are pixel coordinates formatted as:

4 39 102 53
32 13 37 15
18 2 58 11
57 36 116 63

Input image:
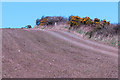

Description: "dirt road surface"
2 28 118 78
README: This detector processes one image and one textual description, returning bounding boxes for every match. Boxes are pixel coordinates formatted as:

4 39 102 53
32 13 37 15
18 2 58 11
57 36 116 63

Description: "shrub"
38 16 67 26
106 21 110 25
27 25 32 28
36 19 40 25
68 16 107 30
102 19 110 25
68 16 81 29
40 18 47 26
103 19 106 24
94 18 100 23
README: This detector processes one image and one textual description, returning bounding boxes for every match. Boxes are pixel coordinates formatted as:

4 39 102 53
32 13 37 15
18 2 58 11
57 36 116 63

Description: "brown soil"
2 28 118 78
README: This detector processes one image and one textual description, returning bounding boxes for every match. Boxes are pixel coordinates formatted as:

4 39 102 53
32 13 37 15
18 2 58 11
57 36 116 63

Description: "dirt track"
2 28 118 78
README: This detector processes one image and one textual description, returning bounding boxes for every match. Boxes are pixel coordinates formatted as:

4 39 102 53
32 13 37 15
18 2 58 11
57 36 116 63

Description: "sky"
2 2 118 28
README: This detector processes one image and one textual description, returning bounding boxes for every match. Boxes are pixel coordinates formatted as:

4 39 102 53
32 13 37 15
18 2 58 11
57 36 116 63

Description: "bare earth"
2 28 118 78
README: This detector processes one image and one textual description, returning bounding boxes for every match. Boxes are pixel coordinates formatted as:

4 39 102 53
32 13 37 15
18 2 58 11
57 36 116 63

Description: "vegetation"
68 16 110 29
36 16 111 28
34 15 119 47
36 16 67 26
21 25 32 29
27 25 32 28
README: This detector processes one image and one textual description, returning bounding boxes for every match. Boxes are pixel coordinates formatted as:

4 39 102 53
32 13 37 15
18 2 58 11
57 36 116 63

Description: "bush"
27 25 32 28
103 19 106 24
68 16 81 29
37 16 67 26
94 18 100 23
106 21 110 25
36 19 40 25
68 16 99 30
40 18 47 26
68 16 111 30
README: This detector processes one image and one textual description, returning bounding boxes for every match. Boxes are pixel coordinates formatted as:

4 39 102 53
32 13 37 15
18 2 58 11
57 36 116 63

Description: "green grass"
118 41 120 48
109 40 117 47
65 26 69 29
67 26 118 48
76 30 83 34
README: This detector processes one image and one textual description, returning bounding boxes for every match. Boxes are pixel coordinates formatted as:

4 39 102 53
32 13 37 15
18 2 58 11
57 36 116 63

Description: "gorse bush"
102 19 110 25
40 18 47 26
36 16 67 26
68 16 110 29
68 16 94 30
103 19 106 24
81 17 93 25
68 16 81 27
106 21 110 25
36 16 111 29
94 18 100 23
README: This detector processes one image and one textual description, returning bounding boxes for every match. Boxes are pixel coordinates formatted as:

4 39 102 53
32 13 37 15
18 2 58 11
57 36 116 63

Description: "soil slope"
2 28 118 78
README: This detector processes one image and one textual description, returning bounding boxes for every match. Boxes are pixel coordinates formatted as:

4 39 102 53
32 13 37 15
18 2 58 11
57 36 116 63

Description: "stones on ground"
49 62 52 65
96 57 100 60
18 50 20 52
